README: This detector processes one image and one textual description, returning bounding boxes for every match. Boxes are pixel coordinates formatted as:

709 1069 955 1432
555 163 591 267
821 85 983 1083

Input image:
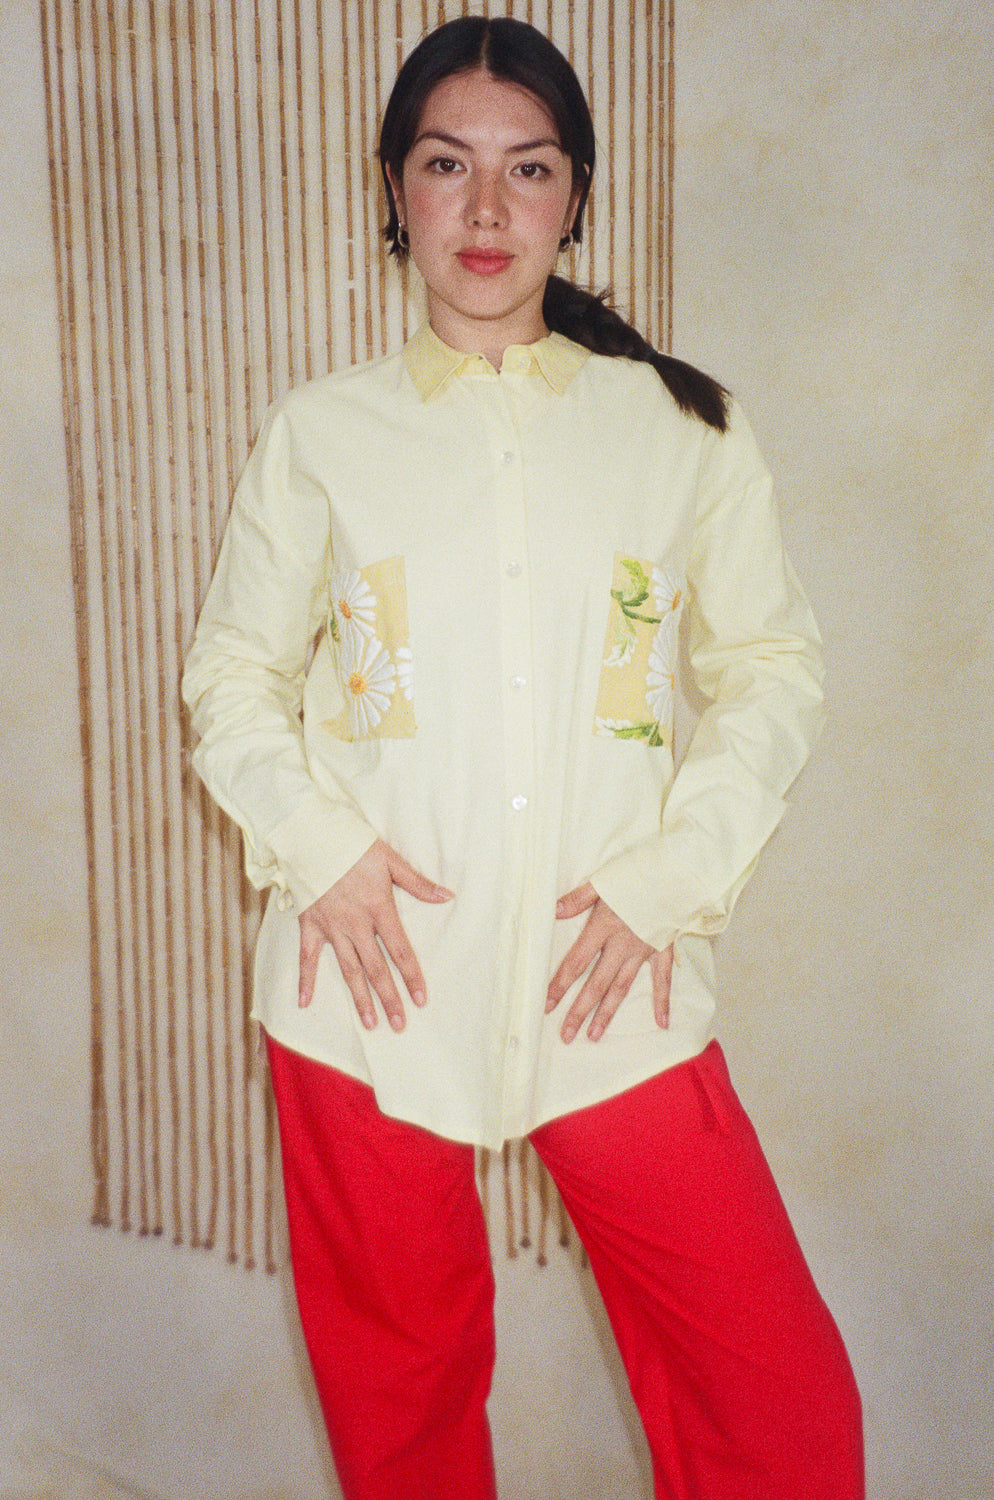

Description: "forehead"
414 68 561 149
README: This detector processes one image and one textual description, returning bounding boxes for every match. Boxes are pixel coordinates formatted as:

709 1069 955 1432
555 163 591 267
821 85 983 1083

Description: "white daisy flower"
330 566 377 643
646 619 677 726
339 631 396 737
651 565 684 619
595 717 638 737
394 645 414 701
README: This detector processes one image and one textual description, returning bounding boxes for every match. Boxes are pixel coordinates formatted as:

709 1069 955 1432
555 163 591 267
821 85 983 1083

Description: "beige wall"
2 2 991 1496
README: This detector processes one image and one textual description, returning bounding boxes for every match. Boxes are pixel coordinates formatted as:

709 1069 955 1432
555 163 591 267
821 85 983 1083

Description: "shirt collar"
403 321 589 401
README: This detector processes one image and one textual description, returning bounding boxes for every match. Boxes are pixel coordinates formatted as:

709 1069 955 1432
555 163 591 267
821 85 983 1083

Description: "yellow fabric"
183 325 824 1150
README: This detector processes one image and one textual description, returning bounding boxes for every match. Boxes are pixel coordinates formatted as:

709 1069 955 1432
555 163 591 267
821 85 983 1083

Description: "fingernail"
361 1012 376 1030
389 1013 405 1032
588 1022 603 1041
561 1024 576 1043
412 989 426 1007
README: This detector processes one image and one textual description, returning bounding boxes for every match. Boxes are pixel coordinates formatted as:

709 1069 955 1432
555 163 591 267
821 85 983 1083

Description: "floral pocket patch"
323 556 415 740
594 554 683 747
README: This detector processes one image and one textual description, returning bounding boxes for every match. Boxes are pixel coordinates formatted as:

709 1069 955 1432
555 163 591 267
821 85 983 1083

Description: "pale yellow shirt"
183 323 824 1149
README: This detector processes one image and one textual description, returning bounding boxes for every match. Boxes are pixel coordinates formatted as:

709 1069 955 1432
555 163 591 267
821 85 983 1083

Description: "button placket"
488 386 538 1129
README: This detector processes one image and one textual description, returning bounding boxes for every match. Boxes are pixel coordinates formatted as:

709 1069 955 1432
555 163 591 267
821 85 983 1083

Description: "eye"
427 155 462 174
515 161 552 180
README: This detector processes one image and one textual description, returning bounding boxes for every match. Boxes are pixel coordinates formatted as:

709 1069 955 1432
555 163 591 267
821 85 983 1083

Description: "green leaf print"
612 558 661 624
617 557 650 606
605 608 637 667
610 721 656 740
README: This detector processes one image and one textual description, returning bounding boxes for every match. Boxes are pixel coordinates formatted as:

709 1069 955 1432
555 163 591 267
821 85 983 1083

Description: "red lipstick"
457 249 513 275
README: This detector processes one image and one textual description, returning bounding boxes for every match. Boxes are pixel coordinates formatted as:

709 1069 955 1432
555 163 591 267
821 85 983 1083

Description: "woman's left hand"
546 883 672 1042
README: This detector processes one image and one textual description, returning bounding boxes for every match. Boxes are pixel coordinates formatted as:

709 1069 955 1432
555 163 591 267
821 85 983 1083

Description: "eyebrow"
411 130 564 154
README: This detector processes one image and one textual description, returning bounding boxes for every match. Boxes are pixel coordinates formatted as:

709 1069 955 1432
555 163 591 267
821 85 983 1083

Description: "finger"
555 881 598 920
651 945 673 1030
351 929 408 1032
586 953 645 1041
375 904 428 1007
328 929 379 1030
327 928 374 1024
385 847 454 903
545 917 607 1010
298 917 325 1009
559 949 636 1043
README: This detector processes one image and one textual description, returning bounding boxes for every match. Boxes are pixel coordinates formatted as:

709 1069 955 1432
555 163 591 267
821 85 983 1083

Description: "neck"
426 301 549 372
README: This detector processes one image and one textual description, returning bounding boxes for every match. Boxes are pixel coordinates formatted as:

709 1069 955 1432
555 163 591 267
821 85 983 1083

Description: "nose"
464 169 507 230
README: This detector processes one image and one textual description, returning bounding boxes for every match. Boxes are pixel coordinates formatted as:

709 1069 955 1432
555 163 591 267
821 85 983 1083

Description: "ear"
385 163 406 224
563 176 585 241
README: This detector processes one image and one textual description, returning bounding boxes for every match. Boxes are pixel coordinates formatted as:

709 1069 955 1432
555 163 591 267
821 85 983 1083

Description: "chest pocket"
593 553 684 748
323 555 416 740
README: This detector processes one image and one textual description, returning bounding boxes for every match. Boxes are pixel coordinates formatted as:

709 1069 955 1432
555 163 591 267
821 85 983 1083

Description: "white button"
500 450 514 465
510 794 528 811
510 674 526 690
505 561 522 578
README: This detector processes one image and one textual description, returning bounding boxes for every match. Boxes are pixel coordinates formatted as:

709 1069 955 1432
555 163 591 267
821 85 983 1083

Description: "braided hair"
379 16 729 433
543 276 728 431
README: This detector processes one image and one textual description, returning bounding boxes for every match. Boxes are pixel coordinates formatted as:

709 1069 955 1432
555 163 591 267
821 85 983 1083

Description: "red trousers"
267 1037 863 1500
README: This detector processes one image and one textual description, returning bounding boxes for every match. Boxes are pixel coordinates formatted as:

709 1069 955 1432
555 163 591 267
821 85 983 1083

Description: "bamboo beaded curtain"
42 0 676 1272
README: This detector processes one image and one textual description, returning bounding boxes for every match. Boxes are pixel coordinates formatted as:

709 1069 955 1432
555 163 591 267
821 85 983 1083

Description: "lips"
457 249 513 275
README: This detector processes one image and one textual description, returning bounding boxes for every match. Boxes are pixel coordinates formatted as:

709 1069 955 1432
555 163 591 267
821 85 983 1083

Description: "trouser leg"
266 1037 498 1500
530 1041 864 1500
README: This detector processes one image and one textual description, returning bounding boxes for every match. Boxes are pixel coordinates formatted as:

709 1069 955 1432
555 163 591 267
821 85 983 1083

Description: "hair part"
379 17 729 432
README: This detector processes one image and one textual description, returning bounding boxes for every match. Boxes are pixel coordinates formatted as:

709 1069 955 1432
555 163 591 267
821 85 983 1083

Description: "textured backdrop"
42 0 676 1269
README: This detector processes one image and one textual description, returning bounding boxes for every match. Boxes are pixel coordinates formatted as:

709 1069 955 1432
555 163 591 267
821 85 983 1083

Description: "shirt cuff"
589 840 729 951
261 796 379 912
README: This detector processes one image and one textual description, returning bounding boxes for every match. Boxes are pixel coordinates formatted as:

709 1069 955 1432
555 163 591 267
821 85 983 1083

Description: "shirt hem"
254 1005 716 1151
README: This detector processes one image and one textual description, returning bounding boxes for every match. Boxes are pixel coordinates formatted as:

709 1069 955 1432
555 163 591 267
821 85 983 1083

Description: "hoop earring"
558 230 574 252
397 224 409 251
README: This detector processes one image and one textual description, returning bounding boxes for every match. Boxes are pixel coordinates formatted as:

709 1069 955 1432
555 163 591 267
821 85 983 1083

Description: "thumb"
555 881 598 919
385 847 454 904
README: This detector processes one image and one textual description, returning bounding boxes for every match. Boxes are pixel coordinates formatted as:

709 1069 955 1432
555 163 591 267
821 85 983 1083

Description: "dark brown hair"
378 17 728 431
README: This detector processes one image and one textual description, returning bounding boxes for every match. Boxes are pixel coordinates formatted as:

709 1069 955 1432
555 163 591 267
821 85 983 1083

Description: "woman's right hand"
297 839 454 1029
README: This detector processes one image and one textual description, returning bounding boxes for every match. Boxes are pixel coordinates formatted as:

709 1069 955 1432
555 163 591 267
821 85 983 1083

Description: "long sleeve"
182 402 377 911
589 402 825 951
183 334 827 1146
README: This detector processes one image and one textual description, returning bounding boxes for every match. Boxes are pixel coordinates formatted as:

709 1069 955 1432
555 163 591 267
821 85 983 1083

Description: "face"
386 69 581 364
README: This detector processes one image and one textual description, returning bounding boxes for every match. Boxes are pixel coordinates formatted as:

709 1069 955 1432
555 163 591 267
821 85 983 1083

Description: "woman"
183 16 863 1500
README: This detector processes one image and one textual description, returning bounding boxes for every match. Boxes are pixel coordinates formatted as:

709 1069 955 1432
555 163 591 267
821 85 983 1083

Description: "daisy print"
594 553 682 747
603 609 637 669
651 565 684 622
322 555 416 740
329 565 377 645
646 617 677 731
339 630 396 737
595 716 638 737
394 644 414 702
